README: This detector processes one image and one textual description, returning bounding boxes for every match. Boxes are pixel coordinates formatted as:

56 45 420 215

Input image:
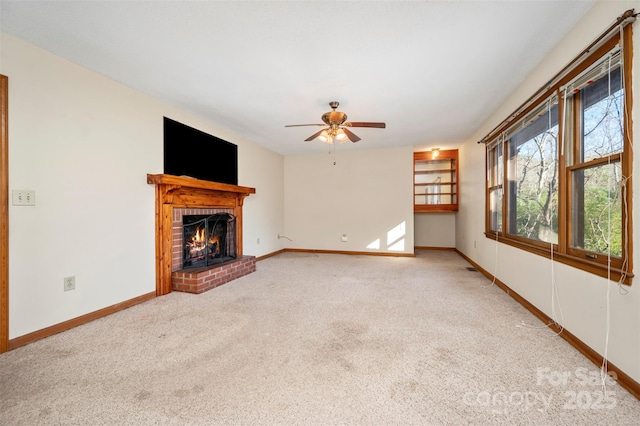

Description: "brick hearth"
171 255 256 294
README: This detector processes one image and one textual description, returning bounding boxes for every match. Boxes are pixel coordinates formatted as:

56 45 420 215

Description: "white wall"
456 0 640 383
2 33 284 338
240 142 284 257
284 146 414 254
414 213 455 248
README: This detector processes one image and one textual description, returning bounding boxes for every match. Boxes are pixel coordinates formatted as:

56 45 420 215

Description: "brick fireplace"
147 174 256 295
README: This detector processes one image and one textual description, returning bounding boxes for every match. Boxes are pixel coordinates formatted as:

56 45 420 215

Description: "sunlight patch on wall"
367 239 381 249
387 222 405 251
388 239 405 251
366 222 406 252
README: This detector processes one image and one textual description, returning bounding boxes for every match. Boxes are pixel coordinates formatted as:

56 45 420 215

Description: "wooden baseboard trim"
256 249 286 261
256 248 416 261
414 246 455 251
283 248 415 258
455 249 640 400
8 291 156 350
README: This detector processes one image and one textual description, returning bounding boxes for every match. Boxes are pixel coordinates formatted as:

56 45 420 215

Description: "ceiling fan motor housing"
322 111 348 127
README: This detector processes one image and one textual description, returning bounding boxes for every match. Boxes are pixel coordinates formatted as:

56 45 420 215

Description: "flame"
185 224 225 263
187 227 207 259
194 227 205 242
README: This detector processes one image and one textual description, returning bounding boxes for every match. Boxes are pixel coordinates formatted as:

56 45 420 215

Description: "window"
487 142 503 233
507 99 559 244
484 20 633 283
568 55 625 262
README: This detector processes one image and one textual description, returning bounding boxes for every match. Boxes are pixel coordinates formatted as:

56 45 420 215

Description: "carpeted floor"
1 250 638 425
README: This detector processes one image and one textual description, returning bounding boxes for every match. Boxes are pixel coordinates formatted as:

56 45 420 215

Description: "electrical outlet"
64 276 76 292
12 190 36 206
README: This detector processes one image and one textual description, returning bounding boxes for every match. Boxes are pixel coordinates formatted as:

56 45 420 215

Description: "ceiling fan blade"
342 128 361 142
304 129 326 141
345 122 386 128
285 124 325 127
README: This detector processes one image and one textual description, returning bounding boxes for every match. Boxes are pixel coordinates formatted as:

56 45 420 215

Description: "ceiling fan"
285 101 386 144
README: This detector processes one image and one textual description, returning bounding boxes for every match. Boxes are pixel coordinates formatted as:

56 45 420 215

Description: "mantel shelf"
147 174 255 195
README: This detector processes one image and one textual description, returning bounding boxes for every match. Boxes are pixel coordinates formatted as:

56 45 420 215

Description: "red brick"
169 256 256 294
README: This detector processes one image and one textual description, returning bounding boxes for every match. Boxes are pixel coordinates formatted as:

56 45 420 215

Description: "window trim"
483 20 634 285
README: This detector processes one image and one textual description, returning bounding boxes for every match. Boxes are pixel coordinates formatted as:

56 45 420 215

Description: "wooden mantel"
147 174 256 295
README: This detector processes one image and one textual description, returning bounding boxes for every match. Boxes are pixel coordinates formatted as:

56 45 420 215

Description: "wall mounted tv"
163 117 238 185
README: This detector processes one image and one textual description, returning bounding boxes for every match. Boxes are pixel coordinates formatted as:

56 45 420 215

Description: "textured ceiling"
0 1 595 155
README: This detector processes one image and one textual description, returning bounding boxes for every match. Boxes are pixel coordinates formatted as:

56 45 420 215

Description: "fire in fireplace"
182 213 236 269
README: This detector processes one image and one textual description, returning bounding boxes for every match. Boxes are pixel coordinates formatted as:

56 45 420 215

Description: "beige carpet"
1 250 638 425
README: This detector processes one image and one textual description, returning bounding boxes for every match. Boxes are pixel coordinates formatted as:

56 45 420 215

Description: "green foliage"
514 187 558 243
579 170 622 257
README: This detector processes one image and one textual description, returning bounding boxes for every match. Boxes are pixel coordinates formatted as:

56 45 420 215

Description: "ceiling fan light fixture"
318 130 334 144
335 129 348 142
317 130 330 143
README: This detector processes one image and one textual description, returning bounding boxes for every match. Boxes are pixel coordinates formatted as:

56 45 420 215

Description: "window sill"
484 232 633 285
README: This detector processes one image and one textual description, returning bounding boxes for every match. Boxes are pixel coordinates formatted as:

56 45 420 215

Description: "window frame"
484 26 633 284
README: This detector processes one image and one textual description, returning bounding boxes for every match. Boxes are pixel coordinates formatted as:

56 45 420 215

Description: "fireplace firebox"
182 213 236 269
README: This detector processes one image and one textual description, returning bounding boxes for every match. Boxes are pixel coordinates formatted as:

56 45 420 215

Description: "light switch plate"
12 190 35 206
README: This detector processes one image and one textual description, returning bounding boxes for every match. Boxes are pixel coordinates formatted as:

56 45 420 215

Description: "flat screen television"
163 117 238 185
